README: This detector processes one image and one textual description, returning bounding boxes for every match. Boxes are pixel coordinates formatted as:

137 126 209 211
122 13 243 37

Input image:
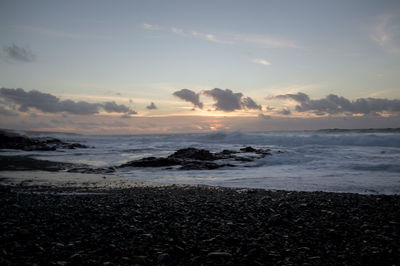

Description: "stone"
168 147 217 161
157 253 170 263
0 130 89 151
240 146 257 152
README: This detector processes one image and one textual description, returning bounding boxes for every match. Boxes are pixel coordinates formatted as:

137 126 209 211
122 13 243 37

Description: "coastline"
0 170 163 189
1 170 400 265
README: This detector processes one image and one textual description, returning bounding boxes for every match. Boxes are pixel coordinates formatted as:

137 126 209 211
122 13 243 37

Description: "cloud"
277 108 291 115
120 114 134 119
144 23 298 48
371 14 400 55
272 92 400 116
203 88 261 112
0 105 18 116
258 113 271 120
274 92 310 103
102 101 135 114
190 31 224 43
173 89 203 109
146 102 157 110
252 58 271 65
229 32 299 48
0 88 137 115
171 27 184 34
3 44 35 62
203 88 242 112
142 23 160 30
241 96 262 110
173 88 261 112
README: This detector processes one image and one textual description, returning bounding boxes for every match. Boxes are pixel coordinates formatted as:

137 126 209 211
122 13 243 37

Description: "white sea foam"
3 130 400 194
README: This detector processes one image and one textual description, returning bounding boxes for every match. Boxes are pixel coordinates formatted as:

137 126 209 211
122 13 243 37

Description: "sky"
0 0 399 134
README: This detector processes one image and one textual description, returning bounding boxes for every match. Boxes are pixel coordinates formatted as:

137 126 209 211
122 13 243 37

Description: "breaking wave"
189 131 400 147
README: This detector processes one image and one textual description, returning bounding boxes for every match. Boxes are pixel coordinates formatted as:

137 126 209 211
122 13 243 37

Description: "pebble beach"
1 174 399 265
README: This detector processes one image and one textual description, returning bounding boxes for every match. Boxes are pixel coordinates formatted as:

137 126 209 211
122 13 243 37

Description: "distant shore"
1 171 399 265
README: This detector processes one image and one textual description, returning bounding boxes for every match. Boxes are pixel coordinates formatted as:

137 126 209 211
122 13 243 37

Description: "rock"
118 146 274 170
157 253 170 263
240 146 271 156
268 214 282 225
0 155 75 171
214 150 239 159
0 130 89 151
168 147 217 161
240 146 257 152
70 253 82 261
207 251 233 262
221 149 238 154
208 251 232 257
130 256 147 264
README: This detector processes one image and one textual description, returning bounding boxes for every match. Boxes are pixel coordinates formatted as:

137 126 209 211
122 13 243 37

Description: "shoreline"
1 171 400 265
1 169 399 195
0 170 164 189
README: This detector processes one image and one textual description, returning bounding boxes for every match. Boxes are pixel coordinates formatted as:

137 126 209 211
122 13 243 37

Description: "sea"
4 129 400 194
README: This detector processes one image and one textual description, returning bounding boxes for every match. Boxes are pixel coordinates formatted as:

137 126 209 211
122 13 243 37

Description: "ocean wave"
351 164 400 173
188 131 400 147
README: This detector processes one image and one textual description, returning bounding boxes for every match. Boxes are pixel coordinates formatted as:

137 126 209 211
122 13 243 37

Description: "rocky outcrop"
168 147 217 161
0 131 89 151
119 146 272 170
119 157 180 168
0 155 75 171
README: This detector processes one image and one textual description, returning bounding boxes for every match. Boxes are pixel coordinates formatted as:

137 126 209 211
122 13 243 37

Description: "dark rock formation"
119 146 272 170
0 156 75 171
240 146 257 152
168 147 217 161
0 131 89 151
0 155 115 174
241 146 272 155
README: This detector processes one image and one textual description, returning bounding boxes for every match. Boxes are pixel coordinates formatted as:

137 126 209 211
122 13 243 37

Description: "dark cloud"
3 44 35 62
241 96 262 110
258 113 271 120
102 101 134 114
0 105 18 116
173 89 203 108
0 88 137 115
274 92 310 103
120 114 137 119
203 88 242 111
203 88 261 112
146 102 157 110
273 92 400 116
277 108 291 115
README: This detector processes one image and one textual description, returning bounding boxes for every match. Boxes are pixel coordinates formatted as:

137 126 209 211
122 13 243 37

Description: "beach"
2 0 400 264
1 130 400 265
1 170 399 265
